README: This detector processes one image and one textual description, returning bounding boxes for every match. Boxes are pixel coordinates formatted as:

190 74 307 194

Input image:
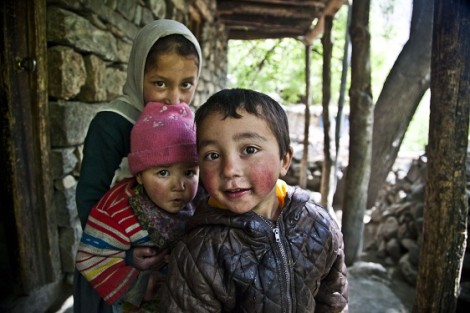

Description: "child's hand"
143 269 165 301
132 247 169 271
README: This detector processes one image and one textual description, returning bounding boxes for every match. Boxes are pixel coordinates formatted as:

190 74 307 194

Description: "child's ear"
279 146 293 177
136 173 143 185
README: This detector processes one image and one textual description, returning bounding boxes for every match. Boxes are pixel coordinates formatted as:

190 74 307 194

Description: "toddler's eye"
156 169 170 177
185 169 198 177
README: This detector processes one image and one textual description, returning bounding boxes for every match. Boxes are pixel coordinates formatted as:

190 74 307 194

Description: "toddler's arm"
120 248 169 307
75 207 141 305
126 246 169 271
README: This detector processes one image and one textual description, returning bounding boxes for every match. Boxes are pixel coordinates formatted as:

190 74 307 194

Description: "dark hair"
145 34 200 73
195 88 290 158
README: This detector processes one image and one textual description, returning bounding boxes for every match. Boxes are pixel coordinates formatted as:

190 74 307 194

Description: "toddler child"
159 88 349 312
76 102 199 312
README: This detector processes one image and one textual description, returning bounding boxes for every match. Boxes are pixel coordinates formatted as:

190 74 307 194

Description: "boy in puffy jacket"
159 88 349 313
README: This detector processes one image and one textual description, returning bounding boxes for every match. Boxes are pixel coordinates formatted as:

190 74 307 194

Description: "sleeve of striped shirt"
75 202 142 304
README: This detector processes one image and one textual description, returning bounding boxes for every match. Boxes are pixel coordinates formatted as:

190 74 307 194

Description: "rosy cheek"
189 180 199 197
249 164 278 194
145 186 165 203
200 168 218 194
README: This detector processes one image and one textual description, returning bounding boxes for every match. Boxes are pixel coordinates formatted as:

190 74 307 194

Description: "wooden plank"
228 29 305 39
0 0 59 294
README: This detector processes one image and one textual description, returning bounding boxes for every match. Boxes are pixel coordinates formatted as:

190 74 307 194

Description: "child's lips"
223 187 250 199
170 198 184 205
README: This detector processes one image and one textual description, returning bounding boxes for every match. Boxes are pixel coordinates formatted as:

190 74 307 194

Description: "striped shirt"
76 178 151 304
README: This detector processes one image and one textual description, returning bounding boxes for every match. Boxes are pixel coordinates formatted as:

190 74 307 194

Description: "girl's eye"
156 169 170 177
181 82 193 90
244 146 259 154
154 81 166 88
204 152 220 161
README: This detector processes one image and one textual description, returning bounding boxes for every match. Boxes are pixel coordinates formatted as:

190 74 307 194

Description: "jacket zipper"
260 216 293 313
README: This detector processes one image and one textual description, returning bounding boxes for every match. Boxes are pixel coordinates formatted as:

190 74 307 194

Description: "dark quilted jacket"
159 185 349 312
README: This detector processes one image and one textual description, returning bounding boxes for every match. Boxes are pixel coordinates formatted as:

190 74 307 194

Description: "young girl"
74 19 202 313
159 89 349 312
76 102 199 312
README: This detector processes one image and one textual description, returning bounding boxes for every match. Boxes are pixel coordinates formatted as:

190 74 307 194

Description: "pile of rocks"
364 152 470 311
364 155 427 286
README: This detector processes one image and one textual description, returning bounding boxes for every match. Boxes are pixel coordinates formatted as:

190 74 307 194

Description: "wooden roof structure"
215 0 345 41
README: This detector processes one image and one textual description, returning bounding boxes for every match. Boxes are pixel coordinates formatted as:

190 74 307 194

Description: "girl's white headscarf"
103 20 202 185
113 19 202 121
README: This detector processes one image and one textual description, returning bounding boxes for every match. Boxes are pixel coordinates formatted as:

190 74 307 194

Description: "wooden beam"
218 1 324 19
218 0 328 6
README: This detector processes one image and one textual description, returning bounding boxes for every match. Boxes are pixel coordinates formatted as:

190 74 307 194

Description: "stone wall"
47 0 226 281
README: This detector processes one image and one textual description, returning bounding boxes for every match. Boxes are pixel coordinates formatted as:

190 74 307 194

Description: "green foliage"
227 38 304 104
227 5 351 106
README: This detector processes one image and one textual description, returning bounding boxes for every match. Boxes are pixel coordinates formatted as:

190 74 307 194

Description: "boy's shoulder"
287 185 341 230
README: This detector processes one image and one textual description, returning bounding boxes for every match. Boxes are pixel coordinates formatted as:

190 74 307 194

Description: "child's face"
137 162 199 213
143 53 199 105
197 109 292 219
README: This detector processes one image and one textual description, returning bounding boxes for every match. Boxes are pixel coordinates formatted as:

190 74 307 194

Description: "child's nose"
222 156 242 178
164 89 181 105
172 177 185 191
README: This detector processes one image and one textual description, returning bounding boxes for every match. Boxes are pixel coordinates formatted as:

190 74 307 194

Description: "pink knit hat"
128 102 197 175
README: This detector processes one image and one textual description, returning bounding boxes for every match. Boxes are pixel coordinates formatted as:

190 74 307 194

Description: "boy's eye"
244 146 259 154
156 169 170 177
204 152 220 161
